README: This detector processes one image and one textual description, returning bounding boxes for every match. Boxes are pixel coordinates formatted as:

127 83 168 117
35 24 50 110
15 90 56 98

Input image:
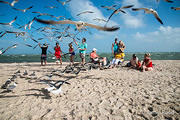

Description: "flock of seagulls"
0 0 179 55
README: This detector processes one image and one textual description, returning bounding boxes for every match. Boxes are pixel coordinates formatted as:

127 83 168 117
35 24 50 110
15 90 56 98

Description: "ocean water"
0 52 180 63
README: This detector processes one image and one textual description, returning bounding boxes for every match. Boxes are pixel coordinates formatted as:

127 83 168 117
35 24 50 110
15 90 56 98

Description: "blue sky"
0 0 180 54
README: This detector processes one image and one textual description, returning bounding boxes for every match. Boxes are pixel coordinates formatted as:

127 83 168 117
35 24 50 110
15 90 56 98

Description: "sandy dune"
0 60 179 120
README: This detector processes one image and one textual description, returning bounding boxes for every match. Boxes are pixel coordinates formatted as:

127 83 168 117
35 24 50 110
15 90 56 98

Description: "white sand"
0 60 179 120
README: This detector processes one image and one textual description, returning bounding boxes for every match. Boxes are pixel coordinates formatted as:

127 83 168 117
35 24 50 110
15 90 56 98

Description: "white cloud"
122 0 142 7
67 0 117 26
120 0 144 28
134 26 180 44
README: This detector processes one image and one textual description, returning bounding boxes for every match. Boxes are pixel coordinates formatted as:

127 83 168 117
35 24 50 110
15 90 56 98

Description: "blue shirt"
113 43 118 53
79 43 87 54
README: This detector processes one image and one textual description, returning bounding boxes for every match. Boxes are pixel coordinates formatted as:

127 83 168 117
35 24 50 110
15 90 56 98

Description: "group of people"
126 53 153 72
38 37 153 72
38 38 88 66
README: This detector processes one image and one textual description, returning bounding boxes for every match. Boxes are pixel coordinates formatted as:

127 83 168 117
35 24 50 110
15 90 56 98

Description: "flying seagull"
45 6 58 9
171 7 180 10
32 11 54 17
56 0 71 5
13 6 33 12
0 44 18 55
106 5 134 24
35 18 120 32
0 16 17 25
0 0 19 7
93 18 107 22
101 5 117 11
76 11 94 16
156 0 173 3
132 8 163 25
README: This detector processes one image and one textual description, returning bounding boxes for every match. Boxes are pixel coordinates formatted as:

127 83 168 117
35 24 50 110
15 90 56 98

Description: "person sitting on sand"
38 43 48 66
141 53 153 72
68 42 75 65
126 54 139 68
90 48 107 66
109 48 125 68
54 42 62 65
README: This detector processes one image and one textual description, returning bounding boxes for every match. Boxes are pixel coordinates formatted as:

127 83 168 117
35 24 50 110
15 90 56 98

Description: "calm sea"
0 52 180 63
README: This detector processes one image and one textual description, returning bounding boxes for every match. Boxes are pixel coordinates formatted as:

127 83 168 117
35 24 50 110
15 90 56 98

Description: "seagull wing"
121 5 134 9
26 6 33 10
153 11 163 24
132 8 149 11
0 0 10 5
2 44 18 54
11 0 19 6
171 7 180 10
9 16 17 25
165 0 173 3
85 22 120 32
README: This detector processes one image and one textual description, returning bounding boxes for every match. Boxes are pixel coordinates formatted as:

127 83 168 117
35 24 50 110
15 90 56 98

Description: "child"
68 42 75 65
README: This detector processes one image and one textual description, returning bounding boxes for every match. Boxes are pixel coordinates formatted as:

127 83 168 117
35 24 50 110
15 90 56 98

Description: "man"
112 38 118 57
90 48 107 66
39 43 48 66
74 38 87 65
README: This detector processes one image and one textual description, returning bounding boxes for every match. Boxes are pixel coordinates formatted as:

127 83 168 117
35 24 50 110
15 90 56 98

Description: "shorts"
41 54 47 61
70 52 75 56
80 53 85 59
55 55 61 59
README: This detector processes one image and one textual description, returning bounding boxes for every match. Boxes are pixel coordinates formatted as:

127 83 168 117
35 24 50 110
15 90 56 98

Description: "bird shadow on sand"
0 94 20 98
23 88 51 99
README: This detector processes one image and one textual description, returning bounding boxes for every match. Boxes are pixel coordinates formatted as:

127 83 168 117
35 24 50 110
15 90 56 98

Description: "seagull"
0 16 17 25
93 18 107 22
171 7 180 10
0 0 19 7
28 17 35 29
106 5 134 24
13 6 33 12
76 11 94 16
23 70 28 75
56 0 71 5
45 6 58 9
0 44 18 55
156 0 173 3
30 36 39 43
32 11 54 17
1 79 11 89
132 8 163 25
0 31 25 38
7 82 17 91
24 44 33 48
35 18 120 32
29 71 36 76
101 5 117 11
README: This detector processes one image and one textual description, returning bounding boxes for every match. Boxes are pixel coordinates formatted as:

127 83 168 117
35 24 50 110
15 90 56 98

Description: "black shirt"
41 46 48 55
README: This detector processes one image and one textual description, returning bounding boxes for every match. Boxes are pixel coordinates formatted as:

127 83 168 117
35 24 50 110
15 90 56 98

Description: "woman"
68 42 75 65
141 53 153 72
54 42 62 65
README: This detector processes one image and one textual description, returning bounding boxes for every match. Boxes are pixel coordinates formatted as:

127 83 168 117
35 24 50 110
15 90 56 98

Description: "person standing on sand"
38 43 48 66
112 38 118 57
68 42 75 65
54 42 63 65
74 38 87 65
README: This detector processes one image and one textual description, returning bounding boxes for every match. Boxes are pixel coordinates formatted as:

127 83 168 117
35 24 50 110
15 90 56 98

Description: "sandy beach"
0 60 179 120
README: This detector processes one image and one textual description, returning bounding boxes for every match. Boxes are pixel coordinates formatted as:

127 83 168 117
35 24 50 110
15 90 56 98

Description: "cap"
92 48 97 51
